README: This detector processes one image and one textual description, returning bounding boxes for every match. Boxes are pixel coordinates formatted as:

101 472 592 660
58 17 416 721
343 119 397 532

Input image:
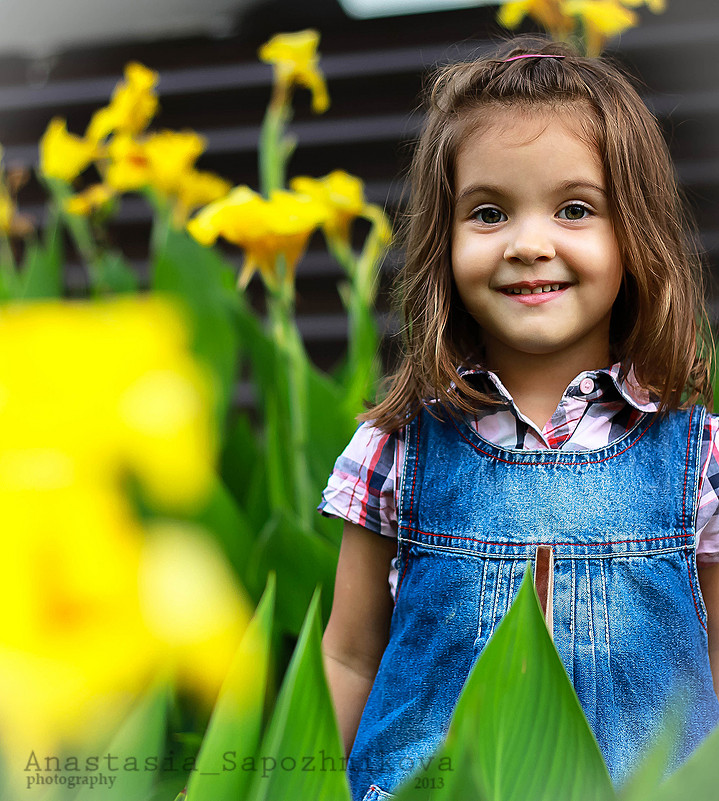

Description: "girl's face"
451 107 623 372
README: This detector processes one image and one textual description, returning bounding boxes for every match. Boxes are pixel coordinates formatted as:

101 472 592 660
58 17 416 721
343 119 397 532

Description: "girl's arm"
322 520 398 756
698 562 719 699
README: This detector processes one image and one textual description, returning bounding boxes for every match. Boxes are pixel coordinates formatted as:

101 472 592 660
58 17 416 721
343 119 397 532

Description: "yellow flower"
498 0 575 38
187 186 328 289
39 118 99 182
103 130 229 225
259 29 329 113
562 0 639 55
64 183 116 216
86 62 159 143
290 170 366 241
141 130 207 196
0 296 249 774
619 0 665 11
173 170 232 226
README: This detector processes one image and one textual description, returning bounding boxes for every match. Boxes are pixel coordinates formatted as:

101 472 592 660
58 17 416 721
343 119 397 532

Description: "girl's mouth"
498 283 571 304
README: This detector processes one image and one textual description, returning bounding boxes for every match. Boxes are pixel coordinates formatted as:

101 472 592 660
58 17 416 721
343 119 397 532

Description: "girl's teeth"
508 284 563 294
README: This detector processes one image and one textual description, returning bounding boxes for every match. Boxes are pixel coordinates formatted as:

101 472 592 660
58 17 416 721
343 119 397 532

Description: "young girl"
319 35 719 801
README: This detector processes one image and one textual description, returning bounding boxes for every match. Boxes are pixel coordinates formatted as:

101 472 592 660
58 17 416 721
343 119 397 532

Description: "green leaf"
185 575 275 801
393 566 616 801
246 510 338 635
648 720 719 801
191 476 257 591
17 232 63 300
245 587 351 801
72 684 169 801
151 227 240 428
92 251 139 294
617 709 682 801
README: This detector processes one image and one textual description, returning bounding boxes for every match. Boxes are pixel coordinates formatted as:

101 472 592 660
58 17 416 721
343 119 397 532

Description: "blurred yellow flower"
619 0 665 10
141 130 207 195
187 186 327 289
0 296 250 773
498 0 575 38
290 170 366 242
104 131 230 225
39 118 99 183
259 29 330 114
563 0 639 55
64 182 116 216
105 133 151 191
86 62 159 143
171 170 232 228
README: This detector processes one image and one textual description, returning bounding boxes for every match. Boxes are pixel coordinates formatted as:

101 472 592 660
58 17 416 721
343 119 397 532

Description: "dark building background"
1 0 718 394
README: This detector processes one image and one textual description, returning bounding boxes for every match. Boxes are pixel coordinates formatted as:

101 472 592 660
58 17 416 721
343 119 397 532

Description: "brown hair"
362 34 714 432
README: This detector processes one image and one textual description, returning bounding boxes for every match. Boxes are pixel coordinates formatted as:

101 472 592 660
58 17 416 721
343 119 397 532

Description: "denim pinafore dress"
347 405 719 801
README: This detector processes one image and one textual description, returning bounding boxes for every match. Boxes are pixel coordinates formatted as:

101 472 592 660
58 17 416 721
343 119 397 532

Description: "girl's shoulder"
341 420 405 462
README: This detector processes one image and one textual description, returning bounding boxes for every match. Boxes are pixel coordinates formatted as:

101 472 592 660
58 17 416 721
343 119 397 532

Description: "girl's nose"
503 219 556 264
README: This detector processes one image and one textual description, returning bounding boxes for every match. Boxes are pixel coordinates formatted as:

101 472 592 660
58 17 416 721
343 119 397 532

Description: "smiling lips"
498 281 571 305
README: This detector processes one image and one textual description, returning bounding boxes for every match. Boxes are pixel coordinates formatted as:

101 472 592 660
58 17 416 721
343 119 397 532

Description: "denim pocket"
361 785 394 801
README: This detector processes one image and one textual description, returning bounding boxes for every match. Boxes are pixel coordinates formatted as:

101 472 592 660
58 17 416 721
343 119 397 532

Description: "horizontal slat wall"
0 0 717 381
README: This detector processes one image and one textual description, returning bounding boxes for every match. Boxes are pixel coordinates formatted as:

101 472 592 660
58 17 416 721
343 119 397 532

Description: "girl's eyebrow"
455 179 607 203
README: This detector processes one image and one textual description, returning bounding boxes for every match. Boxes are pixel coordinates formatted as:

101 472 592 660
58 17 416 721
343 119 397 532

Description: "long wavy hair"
361 34 714 433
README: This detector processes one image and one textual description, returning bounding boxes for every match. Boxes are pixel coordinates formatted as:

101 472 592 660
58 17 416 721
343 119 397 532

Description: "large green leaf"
393 566 615 801
72 684 169 801
245 587 351 801
185 575 275 801
616 710 682 801
246 510 338 635
648 719 719 801
191 476 257 591
151 227 240 429
91 251 139 294
17 226 63 300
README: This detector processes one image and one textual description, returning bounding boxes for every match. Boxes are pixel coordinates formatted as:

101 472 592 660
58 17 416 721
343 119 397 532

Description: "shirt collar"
457 362 660 413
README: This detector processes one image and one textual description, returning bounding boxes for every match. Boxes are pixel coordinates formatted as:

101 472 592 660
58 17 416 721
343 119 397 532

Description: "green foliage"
186 576 275 801
393 566 614 801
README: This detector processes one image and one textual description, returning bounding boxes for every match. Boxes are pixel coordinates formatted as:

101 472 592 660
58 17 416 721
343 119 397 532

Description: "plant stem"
259 88 291 198
267 275 312 529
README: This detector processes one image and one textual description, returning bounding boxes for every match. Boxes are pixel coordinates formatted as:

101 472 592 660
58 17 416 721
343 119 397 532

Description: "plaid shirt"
319 364 719 595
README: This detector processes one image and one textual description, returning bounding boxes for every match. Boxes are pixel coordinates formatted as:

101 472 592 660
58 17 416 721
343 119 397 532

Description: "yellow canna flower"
39 117 99 183
259 29 330 114
363 203 394 249
141 130 207 197
64 182 116 216
105 133 151 192
173 169 232 227
103 130 229 226
86 62 159 144
0 296 249 775
187 186 328 289
290 170 366 242
562 0 639 55
498 0 576 39
618 0 665 11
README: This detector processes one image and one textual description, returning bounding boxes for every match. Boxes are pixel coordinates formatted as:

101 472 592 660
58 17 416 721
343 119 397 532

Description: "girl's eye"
559 203 592 221
473 207 506 224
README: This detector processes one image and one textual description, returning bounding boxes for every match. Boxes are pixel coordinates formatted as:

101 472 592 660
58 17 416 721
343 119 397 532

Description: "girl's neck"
486 344 612 432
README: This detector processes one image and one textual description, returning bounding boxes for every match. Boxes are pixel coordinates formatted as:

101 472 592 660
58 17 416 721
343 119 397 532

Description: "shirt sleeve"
696 410 719 564
317 421 400 538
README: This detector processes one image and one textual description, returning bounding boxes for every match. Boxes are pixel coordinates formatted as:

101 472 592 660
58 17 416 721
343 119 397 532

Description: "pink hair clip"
502 54 566 62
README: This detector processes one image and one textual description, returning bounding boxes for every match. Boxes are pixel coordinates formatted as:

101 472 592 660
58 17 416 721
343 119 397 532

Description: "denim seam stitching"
400 538 691 559
682 549 708 631
448 407 657 463
399 525 693 548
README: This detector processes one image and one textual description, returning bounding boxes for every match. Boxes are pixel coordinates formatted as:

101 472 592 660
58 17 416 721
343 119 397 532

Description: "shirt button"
579 377 595 395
